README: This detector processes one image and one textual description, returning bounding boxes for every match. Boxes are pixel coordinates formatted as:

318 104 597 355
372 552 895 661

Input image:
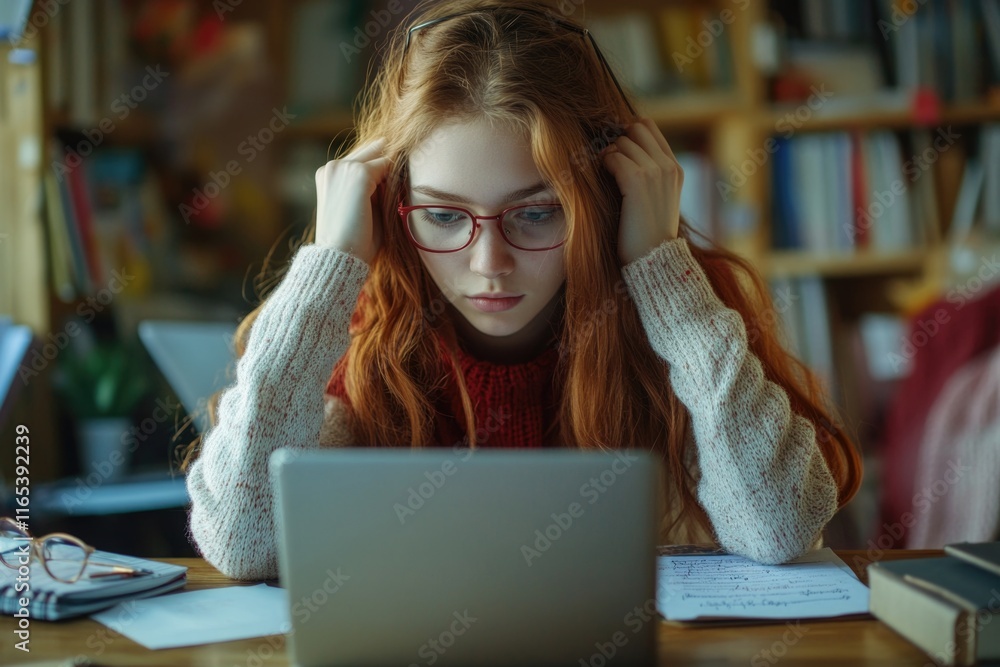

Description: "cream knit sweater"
185 237 838 580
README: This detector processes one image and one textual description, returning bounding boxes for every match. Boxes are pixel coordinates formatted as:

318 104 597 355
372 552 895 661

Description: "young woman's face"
407 118 566 343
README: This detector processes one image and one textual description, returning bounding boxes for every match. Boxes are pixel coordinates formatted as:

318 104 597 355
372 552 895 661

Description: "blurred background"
1 0 999 558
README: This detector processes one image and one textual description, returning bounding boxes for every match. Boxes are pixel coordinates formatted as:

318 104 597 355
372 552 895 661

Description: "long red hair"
178 0 862 539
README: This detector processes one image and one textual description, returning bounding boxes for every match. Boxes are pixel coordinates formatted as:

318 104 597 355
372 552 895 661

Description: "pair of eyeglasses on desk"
0 517 153 584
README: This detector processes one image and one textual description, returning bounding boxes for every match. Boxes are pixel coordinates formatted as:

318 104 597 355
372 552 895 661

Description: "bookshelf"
187 0 1000 480
10 0 1000 548
26 1 997 389
504 0 1000 554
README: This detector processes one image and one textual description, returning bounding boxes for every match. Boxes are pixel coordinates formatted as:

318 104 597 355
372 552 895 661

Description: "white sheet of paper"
657 548 870 621
787 546 862 580
91 583 290 650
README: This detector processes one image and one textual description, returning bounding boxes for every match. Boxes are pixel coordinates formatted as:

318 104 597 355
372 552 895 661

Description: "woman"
182 0 862 581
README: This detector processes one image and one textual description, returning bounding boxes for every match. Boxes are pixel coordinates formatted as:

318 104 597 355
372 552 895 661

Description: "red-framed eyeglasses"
398 198 567 253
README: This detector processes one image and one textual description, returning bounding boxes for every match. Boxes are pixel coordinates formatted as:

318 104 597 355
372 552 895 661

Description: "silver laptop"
270 448 660 667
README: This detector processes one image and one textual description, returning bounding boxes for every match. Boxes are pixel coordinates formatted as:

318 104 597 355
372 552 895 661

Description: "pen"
88 566 155 579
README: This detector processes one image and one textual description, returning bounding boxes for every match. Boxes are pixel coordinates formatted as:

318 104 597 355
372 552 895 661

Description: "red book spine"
65 155 104 288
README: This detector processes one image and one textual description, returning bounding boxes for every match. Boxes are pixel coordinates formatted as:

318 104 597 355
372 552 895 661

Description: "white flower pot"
76 416 132 483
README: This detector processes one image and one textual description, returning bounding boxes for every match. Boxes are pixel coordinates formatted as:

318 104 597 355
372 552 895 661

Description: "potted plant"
56 338 150 482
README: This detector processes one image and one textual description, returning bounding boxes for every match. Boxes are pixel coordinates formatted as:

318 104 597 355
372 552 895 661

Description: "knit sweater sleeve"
184 244 368 580
620 237 839 564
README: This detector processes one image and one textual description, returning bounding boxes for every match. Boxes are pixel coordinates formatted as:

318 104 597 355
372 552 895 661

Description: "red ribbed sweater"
325 330 562 448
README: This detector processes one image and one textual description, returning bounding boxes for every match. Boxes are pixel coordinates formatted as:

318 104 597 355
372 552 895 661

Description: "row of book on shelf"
45 118 1000 316
44 0 1000 122
42 139 172 301
762 118 1000 407
764 277 911 408
584 5 735 97
771 0 1000 105
771 125 1000 254
587 0 1000 106
47 0 403 129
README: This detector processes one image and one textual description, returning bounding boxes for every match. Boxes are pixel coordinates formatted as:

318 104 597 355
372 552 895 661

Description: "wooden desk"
2 549 942 666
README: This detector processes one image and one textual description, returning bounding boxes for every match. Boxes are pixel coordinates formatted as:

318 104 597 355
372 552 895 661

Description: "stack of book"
869 541 1000 666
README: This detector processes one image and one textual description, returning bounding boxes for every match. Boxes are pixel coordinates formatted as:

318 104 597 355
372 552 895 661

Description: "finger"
600 149 631 177
346 136 387 161
367 155 393 177
610 135 659 170
626 122 672 166
635 117 677 163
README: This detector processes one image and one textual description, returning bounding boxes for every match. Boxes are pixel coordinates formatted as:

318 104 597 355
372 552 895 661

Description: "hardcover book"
868 541 1000 667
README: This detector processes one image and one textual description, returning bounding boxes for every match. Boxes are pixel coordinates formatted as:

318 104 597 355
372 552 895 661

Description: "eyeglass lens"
407 205 566 251
0 522 27 568
0 522 89 583
41 539 89 582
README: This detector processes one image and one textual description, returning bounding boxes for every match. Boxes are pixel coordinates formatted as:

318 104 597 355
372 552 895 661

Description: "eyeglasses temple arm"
584 31 638 118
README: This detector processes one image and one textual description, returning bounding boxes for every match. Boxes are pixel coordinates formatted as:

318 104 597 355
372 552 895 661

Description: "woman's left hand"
600 116 684 265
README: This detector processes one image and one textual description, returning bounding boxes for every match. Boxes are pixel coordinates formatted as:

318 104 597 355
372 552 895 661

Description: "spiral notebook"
0 549 187 621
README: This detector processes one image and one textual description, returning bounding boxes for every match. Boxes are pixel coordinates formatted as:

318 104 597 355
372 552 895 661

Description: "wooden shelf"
50 96 1000 144
763 249 929 278
639 90 747 128
48 110 160 144
758 98 1000 133
941 100 1000 125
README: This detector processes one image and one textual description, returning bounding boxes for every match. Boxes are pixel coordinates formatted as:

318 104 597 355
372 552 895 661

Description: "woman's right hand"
315 137 392 265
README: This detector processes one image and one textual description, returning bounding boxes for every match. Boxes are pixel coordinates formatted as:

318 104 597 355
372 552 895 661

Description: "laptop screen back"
271 448 659 667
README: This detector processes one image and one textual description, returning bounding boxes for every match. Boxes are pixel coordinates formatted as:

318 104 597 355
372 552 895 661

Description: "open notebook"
0 549 187 620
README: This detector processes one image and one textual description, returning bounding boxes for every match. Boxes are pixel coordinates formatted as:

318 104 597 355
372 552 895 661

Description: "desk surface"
2 549 942 666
